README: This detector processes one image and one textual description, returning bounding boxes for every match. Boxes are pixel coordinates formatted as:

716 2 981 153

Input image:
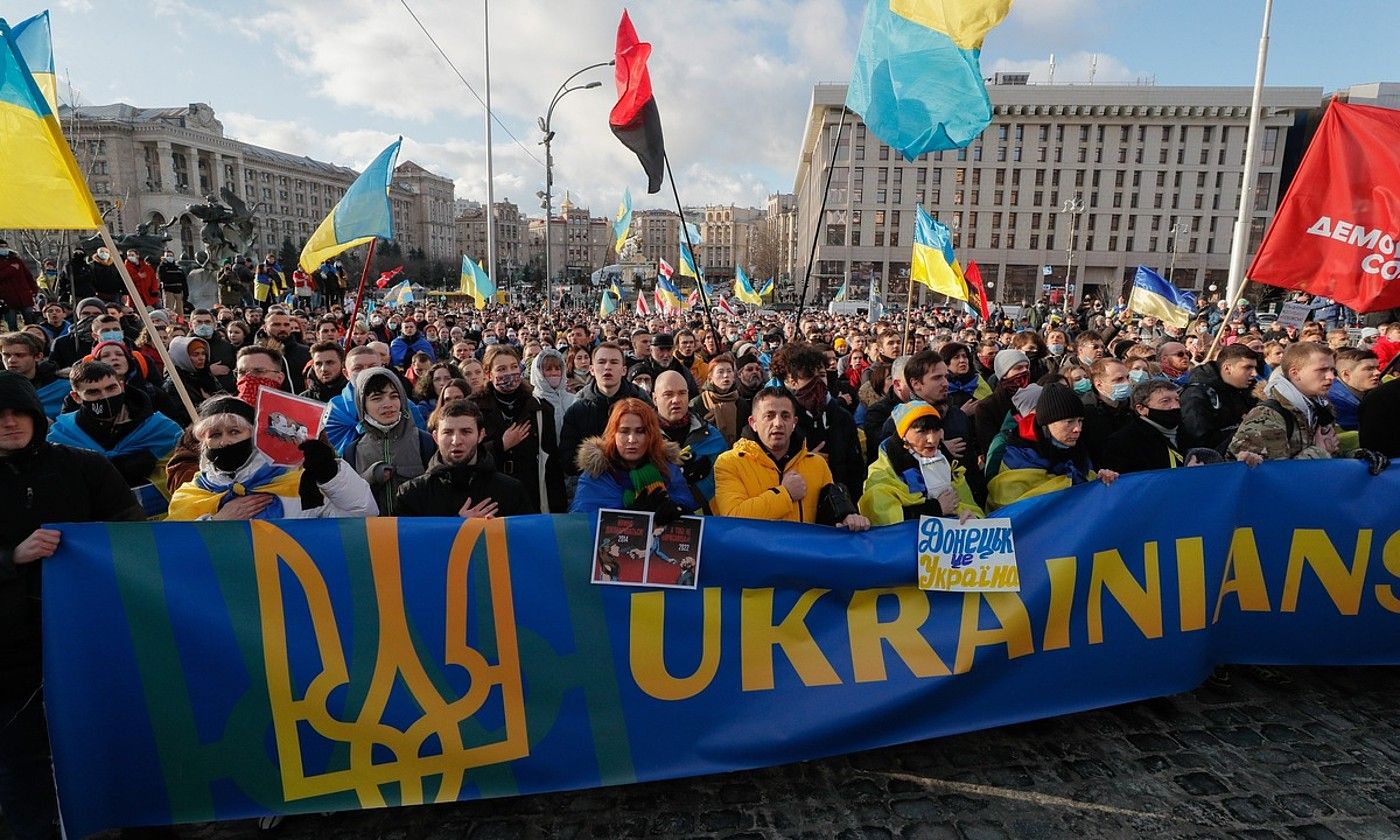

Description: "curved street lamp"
540 60 613 315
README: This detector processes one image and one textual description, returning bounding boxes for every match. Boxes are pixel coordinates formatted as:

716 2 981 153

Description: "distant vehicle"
828 300 884 318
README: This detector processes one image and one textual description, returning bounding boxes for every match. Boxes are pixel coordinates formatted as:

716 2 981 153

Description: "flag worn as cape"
609 11 665 193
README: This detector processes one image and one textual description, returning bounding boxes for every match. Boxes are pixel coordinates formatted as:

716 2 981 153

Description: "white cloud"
987 51 1145 86
240 0 859 211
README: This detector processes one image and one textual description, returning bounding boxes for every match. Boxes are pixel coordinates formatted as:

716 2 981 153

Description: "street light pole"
539 59 613 317
1061 195 1084 310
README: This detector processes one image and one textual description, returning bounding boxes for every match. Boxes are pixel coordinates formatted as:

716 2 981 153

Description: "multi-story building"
682 205 762 282
634 208 681 269
525 193 610 283
392 161 457 263
793 81 1323 306
765 192 799 289
28 102 453 266
457 199 528 279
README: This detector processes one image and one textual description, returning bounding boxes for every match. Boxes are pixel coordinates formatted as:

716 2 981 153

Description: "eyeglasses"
237 366 280 377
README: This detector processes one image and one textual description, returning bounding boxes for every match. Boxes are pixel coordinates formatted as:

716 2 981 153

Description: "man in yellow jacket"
713 386 870 530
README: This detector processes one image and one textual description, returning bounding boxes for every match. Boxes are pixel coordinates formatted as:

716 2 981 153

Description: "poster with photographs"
643 516 703 589
592 509 653 585
254 387 330 466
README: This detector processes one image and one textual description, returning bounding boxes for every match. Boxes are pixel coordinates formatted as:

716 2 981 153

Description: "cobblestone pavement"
65 666 1400 839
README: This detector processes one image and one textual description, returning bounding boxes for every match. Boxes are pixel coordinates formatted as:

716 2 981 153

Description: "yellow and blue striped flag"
911 205 967 301
599 287 619 318
1128 265 1197 329
12 11 54 113
612 188 633 254
846 0 1013 159
758 276 775 299
385 278 414 308
833 279 849 303
655 273 684 313
0 17 101 229
299 138 400 272
679 241 702 280
733 265 763 305
460 254 496 310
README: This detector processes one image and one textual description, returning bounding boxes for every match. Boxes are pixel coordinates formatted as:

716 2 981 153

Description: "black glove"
298 438 339 484
632 485 688 526
1354 448 1391 476
681 454 711 485
109 451 157 486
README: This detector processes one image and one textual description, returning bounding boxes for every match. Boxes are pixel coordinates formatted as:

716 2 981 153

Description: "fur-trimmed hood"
574 435 683 478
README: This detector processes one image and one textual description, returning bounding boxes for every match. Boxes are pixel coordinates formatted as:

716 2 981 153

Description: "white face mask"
545 372 563 388
96 249 111 260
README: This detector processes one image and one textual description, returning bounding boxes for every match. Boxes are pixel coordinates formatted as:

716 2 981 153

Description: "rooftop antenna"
1088 53 1099 85
1048 53 1056 84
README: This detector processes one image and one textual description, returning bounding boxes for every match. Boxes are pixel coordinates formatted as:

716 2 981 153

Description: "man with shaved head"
653 369 727 512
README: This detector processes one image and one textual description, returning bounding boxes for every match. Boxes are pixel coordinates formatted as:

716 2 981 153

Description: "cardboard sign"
1274 301 1312 332
917 516 1019 592
592 510 703 589
254 387 329 466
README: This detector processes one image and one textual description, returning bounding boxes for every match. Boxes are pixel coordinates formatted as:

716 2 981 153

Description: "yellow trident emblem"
251 517 529 806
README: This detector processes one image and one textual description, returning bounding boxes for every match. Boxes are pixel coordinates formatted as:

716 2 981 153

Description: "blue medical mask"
1073 378 1093 395
1048 343 1065 355
1128 369 1149 384
99 330 124 344
193 324 215 339
1110 382 1133 402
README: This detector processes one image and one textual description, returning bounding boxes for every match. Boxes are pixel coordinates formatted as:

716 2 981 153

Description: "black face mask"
1146 407 1181 430
207 438 254 473
81 393 123 421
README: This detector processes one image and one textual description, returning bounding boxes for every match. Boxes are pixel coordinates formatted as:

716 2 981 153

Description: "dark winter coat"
1098 415 1182 474
394 452 530 517
1179 361 1259 452
472 384 565 513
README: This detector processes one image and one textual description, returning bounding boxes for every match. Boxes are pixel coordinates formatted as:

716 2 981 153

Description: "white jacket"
187 451 379 520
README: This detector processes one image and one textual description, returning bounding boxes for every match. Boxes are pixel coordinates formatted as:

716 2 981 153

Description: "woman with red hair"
569 397 697 517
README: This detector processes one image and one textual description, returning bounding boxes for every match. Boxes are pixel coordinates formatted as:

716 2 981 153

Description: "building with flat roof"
793 82 1323 306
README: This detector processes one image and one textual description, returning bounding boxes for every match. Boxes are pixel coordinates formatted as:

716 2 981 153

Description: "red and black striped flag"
609 10 665 194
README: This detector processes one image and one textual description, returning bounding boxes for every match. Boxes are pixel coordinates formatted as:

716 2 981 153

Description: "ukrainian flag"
833 279 849 303
758 276 775 298
460 254 496 310
655 273 684 313
846 0 1012 159
386 278 414 308
679 241 703 281
0 18 101 230
911 205 967 301
734 265 763 305
12 11 55 113
299 138 400 272
612 188 633 254
599 287 619 318
1128 265 1197 329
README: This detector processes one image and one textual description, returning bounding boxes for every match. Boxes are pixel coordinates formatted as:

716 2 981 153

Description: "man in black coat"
559 341 653 476
631 333 699 397
772 341 865 503
0 372 143 839
1099 380 1185 474
1179 343 1260 452
395 398 528 517
1359 377 1400 458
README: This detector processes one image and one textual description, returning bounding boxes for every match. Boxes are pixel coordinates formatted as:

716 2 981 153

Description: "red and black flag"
609 10 665 194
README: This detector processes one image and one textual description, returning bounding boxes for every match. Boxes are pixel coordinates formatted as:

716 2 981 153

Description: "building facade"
766 192 799 290
392 161 457 264
793 82 1324 306
457 199 528 280
525 193 610 283
682 205 762 282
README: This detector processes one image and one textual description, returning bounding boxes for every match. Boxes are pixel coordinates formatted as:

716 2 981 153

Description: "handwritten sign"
917 516 1019 592
1274 301 1311 332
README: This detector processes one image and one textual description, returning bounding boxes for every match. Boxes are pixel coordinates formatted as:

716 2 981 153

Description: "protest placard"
643 516 704 589
1274 301 1312 332
592 509 653 585
254 387 329 466
917 516 1019 592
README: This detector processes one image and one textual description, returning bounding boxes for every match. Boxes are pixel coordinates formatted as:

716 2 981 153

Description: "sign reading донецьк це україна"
918 516 1020 592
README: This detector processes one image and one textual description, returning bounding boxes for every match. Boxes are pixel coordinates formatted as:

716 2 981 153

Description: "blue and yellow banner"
459 254 495 310
44 461 1400 836
1129 265 1198 329
911 205 967 300
734 265 763 305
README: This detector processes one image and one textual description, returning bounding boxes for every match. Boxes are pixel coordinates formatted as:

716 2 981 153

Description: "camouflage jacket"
1226 398 1332 461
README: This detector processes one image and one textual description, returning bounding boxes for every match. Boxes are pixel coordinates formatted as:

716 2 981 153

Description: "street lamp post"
1165 218 1189 285
1061 195 1084 310
539 60 613 317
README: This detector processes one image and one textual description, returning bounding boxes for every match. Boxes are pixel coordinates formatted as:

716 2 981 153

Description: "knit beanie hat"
197 394 255 424
892 400 942 438
1011 383 1044 417
1035 383 1085 427
994 349 1030 380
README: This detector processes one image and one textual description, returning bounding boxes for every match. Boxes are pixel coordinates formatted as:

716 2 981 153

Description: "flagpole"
901 276 915 356
98 227 197 421
1204 279 1250 363
794 106 850 338
482 0 499 312
663 154 720 341
1225 0 1274 306
342 239 378 349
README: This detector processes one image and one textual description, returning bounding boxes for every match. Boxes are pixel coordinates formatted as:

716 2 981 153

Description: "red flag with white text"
1247 101 1400 312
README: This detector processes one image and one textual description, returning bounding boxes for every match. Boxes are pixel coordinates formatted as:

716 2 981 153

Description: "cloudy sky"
27 0 1400 215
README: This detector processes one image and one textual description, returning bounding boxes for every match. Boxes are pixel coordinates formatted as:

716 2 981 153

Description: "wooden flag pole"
901 278 915 356
98 227 198 421
341 239 378 349
1204 279 1251 363
663 154 721 341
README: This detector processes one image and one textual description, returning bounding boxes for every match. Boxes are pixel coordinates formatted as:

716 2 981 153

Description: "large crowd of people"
2 241 1399 837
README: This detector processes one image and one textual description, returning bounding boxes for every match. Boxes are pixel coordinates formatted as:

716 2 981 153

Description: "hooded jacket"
163 336 227 425
0 372 143 699
350 366 436 514
529 347 578 439
1180 361 1258 451
569 436 698 516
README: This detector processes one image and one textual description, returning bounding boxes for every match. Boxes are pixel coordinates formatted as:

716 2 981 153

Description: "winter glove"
109 451 157 487
632 485 688 526
1353 448 1391 476
299 438 339 484
681 453 712 485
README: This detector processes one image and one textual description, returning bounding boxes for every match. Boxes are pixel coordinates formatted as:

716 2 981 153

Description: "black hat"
653 332 675 349
197 395 256 424
734 350 760 371
1035 383 1085 427
0 371 46 432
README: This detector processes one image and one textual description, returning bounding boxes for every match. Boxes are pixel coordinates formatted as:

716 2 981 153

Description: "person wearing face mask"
0 238 38 330
974 349 1031 458
860 400 982 526
122 250 161 309
347 367 437 515
1081 357 1137 465
47 361 183 517
188 308 236 390
472 345 565 513
89 247 124 304
168 397 375 521
987 383 1119 510
162 336 227 427
1099 381 1185 474
157 250 187 315
529 347 577 441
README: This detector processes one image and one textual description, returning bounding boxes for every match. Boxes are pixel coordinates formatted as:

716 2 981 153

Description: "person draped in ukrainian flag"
167 395 376 520
985 383 1120 511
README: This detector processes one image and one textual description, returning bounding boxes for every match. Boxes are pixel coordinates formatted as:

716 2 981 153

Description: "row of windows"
836 122 1282 162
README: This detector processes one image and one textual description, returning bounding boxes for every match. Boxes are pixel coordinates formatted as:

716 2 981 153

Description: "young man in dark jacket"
395 398 528 517
1179 343 1260 451
771 341 865 503
559 342 652 476
0 372 143 839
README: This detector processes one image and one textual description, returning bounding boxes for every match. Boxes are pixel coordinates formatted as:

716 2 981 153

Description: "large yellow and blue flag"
460 254 496 310
758 276 775 298
385 278 414 308
12 11 55 113
655 273 684 313
299 138 400 272
846 0 1013 160
678 241 702 281
832 279 849 303
0 17 101 229
599 286 619 318
733 265 763 305
1128 265 1197 329
911 205 968 301
612 188 633 254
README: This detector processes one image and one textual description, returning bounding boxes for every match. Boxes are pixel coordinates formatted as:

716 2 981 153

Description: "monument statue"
186 186 262 265
76 217 178 261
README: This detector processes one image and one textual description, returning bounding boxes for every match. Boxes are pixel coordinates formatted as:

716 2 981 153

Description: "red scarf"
792 377 828 414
